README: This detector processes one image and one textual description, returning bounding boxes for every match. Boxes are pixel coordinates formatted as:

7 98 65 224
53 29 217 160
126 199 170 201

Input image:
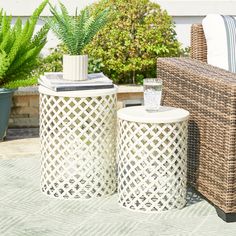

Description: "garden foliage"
37 0 182 85
0 0 49 88
36 45 105 75
84 0 181 84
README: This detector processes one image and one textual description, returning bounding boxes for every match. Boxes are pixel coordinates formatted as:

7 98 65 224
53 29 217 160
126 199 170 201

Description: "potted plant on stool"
46 2 110 81
0 0 49 140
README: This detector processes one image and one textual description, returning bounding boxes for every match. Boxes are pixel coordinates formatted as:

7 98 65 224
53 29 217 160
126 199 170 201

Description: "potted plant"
46 2 110 81
0 0 49 140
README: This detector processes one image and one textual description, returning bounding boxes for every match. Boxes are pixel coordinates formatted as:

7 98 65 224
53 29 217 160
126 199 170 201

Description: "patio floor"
1 128 236 236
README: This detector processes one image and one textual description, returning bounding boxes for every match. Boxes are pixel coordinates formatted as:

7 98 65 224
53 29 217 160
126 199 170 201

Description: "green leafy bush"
35 45 105 75
83 0 181 84
36 45 66 74
46 2 110 55
0 0 49 89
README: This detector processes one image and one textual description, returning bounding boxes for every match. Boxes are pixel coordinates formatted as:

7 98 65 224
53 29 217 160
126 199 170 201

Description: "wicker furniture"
117 106 189 212
39 85 117 199
157 24 236 222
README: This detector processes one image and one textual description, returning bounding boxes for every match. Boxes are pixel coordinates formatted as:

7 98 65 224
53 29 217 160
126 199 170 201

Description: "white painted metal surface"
39 85 117 199
117 106 189 124
117 106 189 212
39 84 117 97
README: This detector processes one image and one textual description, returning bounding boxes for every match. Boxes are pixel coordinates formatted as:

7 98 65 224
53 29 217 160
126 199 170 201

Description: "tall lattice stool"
39 85 117 199
117 106 189 212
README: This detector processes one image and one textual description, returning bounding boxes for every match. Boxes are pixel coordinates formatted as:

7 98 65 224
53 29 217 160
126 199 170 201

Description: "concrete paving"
0 128 39 159
0 128 236 236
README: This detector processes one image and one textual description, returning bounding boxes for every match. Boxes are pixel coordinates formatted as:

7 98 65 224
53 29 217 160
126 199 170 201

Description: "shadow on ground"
186 187 203 206
6 128 39 140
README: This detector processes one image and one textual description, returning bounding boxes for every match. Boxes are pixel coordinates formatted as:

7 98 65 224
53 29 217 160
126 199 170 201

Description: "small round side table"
117 106 189 212
39 86 117 200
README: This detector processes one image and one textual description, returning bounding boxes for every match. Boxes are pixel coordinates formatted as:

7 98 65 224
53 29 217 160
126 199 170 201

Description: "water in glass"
144 78 162 112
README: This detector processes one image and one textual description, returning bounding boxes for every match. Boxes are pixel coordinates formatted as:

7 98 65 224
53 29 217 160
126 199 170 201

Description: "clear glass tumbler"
143 78 162 112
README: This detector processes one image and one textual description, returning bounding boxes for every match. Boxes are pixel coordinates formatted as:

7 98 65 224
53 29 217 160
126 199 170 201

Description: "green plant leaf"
0 50 10 81
83 0 181 84
46 4 110 55
0 0 48 88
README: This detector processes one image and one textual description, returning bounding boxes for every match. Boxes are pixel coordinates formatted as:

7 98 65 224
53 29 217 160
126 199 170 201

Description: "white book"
40 72 112 85
38 72 114 92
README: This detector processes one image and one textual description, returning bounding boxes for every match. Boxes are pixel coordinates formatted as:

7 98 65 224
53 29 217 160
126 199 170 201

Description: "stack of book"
38 72 114 92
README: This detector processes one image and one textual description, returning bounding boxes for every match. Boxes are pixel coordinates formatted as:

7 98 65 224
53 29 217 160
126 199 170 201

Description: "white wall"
158 0 236 47
2 0 236 50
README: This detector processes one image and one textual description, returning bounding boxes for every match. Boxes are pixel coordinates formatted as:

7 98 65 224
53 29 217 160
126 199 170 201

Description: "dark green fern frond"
73 9 89 53
46 3 110 55
31 23 49 46
58 1 71 23
83 8 110 46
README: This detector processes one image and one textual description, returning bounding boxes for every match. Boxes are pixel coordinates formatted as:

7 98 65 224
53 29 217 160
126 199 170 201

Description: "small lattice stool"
39 85 117 199
117 106 189 212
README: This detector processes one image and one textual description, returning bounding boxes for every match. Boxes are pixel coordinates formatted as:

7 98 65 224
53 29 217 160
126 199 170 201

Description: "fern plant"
46 2 110 55
0 0 49 89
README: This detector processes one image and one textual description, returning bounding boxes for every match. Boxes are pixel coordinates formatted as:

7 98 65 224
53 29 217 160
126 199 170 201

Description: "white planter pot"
63 55 88 81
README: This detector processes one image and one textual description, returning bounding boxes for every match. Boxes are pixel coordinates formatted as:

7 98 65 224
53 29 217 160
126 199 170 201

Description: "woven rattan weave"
190 24 207 62
157 55 236 215
157 24 236 221
117 106 189 212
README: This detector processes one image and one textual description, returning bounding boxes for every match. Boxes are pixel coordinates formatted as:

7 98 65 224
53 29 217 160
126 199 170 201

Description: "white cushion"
202 14 236 73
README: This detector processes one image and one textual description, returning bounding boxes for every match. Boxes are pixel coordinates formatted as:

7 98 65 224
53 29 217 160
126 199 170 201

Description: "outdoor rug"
0 157 236 236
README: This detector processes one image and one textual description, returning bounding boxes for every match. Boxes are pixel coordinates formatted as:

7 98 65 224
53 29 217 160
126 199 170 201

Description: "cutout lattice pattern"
117 119 188 212
40 92 117 199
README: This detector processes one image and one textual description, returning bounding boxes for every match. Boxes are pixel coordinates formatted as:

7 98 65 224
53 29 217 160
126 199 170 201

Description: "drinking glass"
143 78 162 112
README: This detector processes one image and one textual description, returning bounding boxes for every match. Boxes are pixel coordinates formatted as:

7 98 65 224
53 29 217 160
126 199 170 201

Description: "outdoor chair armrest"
157 57 236 213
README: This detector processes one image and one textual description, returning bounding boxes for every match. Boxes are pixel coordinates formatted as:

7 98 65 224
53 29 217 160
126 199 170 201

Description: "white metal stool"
39 86 117 199
117 106 189 212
